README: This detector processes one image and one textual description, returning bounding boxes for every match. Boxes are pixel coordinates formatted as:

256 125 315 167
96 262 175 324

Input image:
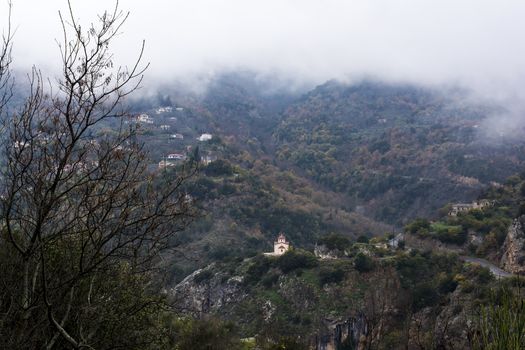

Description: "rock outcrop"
169 264 247 316
500 215 525 274
315 314 368 350
314 244 344 259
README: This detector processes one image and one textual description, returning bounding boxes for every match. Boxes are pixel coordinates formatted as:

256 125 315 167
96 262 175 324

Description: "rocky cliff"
169 263 247 316
170 262 371 349
500 215 525 274
313 244 346 259
315 314 368 350
167 249 481 349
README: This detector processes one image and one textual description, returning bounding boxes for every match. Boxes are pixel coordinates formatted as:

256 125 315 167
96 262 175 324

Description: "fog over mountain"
4 1 525 122
4 2 524 84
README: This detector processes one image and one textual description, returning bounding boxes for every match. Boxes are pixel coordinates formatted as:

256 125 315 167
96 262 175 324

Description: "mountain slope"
273 81 525 223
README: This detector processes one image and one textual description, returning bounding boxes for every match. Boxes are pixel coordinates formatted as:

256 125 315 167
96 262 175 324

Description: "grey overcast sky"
3 0 525 98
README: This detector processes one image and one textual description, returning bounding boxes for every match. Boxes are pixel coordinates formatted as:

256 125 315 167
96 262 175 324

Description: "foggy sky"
3 0 525 99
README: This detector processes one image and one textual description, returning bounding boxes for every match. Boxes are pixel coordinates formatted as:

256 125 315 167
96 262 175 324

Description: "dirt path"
461 256 514 278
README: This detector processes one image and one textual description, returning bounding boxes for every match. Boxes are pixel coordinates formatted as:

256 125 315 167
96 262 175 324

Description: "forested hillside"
168 169 525 349
4 64 525 350
145 77 525 228
126 75 525 281
273 81 525 222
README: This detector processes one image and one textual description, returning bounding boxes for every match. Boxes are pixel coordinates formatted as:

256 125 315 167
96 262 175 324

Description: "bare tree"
0 1 13 118
361 265 400 350
0 2 195 348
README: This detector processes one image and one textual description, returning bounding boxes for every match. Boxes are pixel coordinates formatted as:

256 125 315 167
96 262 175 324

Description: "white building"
448 200 494 216
155 106 173 114
167 153 186 160
170 133 184 140
158 160 176 169
264 233 291 256
160 124 171 130
136 114 154 124
197 133 213 142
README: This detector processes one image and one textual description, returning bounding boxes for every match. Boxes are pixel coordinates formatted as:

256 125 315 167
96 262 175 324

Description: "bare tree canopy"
0 2 195 348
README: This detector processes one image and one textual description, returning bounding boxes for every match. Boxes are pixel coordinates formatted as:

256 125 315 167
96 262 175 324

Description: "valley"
2 2 525 348
129 75 525 348
126 75 525 277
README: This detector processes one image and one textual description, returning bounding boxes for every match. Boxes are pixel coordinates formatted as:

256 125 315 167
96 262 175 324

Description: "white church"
264 233 291 256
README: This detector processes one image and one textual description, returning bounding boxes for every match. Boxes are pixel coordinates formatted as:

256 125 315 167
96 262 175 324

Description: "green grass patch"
259 289 284 306
297 268 318 286
430 222 462 233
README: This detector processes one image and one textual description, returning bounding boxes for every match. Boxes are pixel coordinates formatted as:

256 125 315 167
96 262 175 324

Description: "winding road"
460 256 514 278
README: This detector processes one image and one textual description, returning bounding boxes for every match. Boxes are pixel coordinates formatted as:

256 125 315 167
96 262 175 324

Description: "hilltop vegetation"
163 154 389 282
129 76 525 283
404 171 525 262
170 234 525 349
273 81 525 223
167 170 525 348
138 76 525 230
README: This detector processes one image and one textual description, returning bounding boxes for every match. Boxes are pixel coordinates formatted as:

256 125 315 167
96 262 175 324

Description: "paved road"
461 256 514 278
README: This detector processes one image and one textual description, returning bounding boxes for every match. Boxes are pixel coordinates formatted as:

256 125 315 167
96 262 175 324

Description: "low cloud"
4 1 525 118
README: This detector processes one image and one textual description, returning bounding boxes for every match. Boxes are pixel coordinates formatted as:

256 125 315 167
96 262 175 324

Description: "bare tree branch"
0 1 194 348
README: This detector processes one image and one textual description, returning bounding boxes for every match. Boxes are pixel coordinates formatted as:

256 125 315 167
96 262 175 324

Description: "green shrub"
505 175 522 186
317 233 351 251
461 281 475 293
472 288 525 350
354 253 374 273
261 337 307 350
209 246 230 261
261 273 279 288
245 255 271 285
476 267 493 284
356 235 369 244
436 226 467 245
319 266 345 286
518 202 525 216
405 218 431 235
171 317 244 350
204 160 234 177
188 177 218 199
395 252 431 288
437 274 458 294
277 250 318 273
219 183 237 196
412 283 439 311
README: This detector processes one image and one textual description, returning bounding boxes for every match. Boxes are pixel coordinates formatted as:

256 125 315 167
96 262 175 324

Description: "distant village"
126 105 219 170
266 198 497 260
448 199 494 216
